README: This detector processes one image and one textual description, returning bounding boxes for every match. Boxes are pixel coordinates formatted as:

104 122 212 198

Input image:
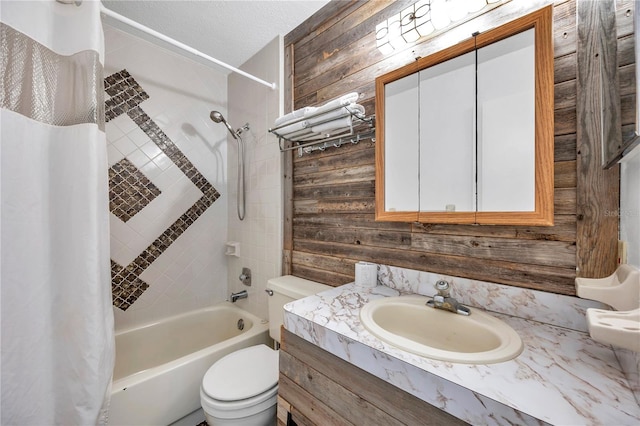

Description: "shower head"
210 111 238 139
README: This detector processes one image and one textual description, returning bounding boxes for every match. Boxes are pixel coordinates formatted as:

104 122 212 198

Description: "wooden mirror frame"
375 5 554 226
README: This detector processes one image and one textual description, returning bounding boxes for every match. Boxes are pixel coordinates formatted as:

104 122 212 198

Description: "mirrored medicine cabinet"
375 6 554 226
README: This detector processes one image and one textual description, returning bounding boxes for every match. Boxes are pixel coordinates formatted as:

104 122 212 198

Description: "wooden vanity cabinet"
277 328 467 426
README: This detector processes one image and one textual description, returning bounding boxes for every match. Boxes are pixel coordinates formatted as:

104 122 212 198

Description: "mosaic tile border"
104 69 149 122
106 70 220 311
109 158 161 222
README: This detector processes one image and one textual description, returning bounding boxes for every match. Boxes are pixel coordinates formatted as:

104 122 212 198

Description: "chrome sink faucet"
426 280 470 316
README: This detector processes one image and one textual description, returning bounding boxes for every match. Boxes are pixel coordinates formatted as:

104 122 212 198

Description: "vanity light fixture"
375 0 507 55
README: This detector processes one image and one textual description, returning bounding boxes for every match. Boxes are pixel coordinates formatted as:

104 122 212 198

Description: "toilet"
200 276 331 425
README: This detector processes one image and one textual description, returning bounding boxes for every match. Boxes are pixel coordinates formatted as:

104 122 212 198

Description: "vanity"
277 266 640 425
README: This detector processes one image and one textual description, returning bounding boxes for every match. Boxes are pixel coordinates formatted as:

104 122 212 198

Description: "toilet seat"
202 344 278 401
201 344 279 420
200 383 278 415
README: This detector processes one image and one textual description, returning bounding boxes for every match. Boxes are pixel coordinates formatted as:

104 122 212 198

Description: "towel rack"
269 105 375 157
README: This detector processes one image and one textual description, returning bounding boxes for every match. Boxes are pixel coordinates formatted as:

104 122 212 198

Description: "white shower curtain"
1 1 115 424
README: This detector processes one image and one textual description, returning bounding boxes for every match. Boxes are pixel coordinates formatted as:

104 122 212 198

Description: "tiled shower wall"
226 36 283 320
104 25 230 329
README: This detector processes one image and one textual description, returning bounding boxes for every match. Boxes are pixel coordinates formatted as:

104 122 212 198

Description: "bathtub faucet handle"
239 267 251 286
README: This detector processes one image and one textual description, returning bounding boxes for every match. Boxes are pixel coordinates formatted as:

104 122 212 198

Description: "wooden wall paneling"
277 396 291 426
293 1 405 88
284 0 625 294
412 215 577 242
278 374 350 426
282 42 294 276
555 53 577 83
280 351 406 426
555 134 578 161
409 235 576 268
284 0 362 47
600 0 624 167
575 0 620 278
280 329 467 426
292 239 576 292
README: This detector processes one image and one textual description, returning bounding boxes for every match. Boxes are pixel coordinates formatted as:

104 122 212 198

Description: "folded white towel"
313 92 359 116
311 116 352 134
274 107 317 127
277 120 309 136
306 104 364 126
283 128 313 141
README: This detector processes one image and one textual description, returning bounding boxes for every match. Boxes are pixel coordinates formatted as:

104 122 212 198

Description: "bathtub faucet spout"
230 290 248 303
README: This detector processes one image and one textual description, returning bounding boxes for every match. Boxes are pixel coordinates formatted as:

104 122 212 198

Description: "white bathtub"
109 304 271 426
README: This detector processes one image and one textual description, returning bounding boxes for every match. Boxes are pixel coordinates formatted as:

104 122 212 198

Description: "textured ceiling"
101 0 331 73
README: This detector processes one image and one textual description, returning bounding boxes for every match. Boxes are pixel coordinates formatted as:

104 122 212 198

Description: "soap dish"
575 264 640 352
586 308 640 352
575 264 639 311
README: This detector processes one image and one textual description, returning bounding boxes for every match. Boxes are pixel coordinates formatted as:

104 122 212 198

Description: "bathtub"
109 303 271 426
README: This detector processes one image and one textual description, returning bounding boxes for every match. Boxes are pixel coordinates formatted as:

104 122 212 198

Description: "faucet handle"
435 280 450 296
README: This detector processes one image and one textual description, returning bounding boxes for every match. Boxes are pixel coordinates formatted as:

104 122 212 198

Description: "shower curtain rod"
99 5 277 90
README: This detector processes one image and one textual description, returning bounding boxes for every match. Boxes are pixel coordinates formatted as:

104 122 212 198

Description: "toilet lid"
202 344 278 401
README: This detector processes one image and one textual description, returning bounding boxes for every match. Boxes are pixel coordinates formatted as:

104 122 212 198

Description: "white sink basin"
360 295 523 364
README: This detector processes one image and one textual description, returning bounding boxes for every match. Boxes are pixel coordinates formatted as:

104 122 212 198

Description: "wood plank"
294 181 375 200
618 34 635 67
294 198 375 215
555 187 577 215
294 164 375 187
294 225 413 250
285 0 361 46
616 0 635 38
290 264 352 287
555 53 577 84
555 160 577 188
619 63 636 96
555 107 577 135
411 214 576 243
291 407 315 426
291 241 576 293
599 0 624 167
410 234 576 268
621 93 636 124
293 213 412 232
280 351 406 426
283 41 295 276
277 396 291 426
555 79 577 109
281 329 468 426
278 374 351 426
294 147 374 175
555 133 577 161
575 0 620 278
292 250 358 277
283 147 294 276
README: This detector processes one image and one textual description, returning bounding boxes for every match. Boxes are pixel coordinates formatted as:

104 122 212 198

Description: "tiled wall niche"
104 24 230 329
226 36 283 320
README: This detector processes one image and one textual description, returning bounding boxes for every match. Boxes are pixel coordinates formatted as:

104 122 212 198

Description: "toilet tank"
266 275 332 343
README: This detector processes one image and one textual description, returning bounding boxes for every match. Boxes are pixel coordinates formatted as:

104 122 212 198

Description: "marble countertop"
283 283 640 425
